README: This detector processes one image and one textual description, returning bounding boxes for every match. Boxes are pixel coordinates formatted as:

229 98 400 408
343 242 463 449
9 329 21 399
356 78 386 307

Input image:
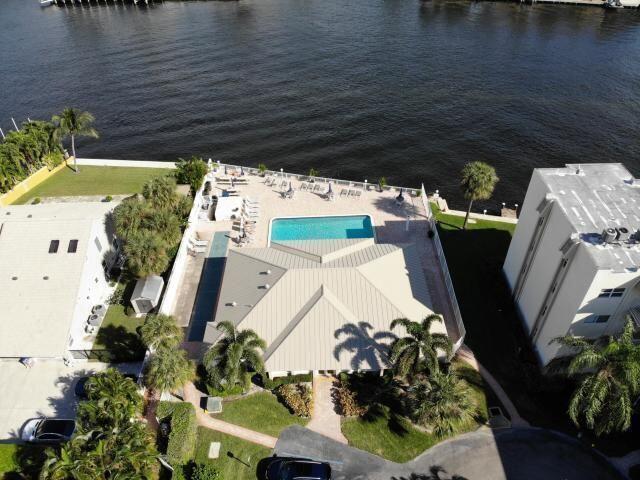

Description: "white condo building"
504 163 640 365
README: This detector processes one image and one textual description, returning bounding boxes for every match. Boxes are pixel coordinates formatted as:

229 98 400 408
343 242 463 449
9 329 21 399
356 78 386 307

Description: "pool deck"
174 172 462 352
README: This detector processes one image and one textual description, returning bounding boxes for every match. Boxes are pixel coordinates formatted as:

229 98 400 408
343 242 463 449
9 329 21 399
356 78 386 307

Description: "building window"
586 315 610 324
68 239 78 253
598 288 625 298
94 237 102 252
48 240 59 253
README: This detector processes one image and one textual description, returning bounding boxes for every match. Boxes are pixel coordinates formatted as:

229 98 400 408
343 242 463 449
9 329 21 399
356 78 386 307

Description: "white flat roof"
0 203 114 358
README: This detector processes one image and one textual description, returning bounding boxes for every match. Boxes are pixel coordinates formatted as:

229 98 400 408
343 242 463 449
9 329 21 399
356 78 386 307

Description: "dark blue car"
266 457 331 480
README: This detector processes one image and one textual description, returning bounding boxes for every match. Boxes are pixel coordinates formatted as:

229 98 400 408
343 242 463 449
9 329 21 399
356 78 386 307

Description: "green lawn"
0 444 18 477
0 443 46 479
12 165 172 204
91 303 145 363
341 364 489 463
213 392 308 438
194 427 271 480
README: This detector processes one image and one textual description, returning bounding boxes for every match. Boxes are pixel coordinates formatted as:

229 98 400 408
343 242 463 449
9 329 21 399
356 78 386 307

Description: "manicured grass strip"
342 408 437 463
213 392 308 438
0 444 18 475
12 165 172 204
91 304 145 363
194 427 271 480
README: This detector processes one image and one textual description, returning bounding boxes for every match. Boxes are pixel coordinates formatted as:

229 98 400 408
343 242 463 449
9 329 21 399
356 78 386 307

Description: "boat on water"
39 0 54 6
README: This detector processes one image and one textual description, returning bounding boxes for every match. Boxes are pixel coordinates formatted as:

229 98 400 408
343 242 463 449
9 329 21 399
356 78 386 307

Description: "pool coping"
267 213 376 246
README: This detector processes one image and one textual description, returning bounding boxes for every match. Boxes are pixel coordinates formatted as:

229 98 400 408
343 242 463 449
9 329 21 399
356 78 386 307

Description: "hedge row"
165 402 198 465
259 373 313 390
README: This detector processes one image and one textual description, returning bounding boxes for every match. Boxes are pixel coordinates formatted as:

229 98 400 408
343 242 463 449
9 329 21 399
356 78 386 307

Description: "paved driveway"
274 426 624 480
0 360 139 441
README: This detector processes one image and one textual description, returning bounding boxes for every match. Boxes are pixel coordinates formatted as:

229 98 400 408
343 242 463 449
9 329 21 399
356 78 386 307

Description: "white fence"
214 162 421 195
421 184 466 351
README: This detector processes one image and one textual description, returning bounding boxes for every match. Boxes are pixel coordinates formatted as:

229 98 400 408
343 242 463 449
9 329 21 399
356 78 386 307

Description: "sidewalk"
183 382 277 448
306 375 347 444
457 345 529 428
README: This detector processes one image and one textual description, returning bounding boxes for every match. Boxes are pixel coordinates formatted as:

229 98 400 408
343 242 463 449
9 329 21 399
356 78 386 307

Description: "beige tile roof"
205 239 446 373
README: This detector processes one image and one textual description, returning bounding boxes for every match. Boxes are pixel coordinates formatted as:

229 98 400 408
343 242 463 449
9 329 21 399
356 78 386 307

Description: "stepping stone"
208 442 221 459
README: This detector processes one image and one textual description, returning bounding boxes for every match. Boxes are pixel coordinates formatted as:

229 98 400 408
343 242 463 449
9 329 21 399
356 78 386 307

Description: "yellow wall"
0 159 71 207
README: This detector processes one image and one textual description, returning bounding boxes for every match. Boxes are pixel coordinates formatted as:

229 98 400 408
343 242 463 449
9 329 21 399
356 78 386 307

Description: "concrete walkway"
183 382 277 448
306 375 347 444
457 345 530 428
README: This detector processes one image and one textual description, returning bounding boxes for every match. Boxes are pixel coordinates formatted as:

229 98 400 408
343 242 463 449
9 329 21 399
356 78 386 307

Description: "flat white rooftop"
536 163 640 270
0 202 114 358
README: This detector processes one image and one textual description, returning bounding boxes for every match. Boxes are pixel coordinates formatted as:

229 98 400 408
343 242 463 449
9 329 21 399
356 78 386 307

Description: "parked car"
21 418 75 444
266 457 331 480
75 373 138 399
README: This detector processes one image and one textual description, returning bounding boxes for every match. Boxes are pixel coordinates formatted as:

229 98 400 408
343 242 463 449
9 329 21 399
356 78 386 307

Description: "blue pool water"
270 215 374 241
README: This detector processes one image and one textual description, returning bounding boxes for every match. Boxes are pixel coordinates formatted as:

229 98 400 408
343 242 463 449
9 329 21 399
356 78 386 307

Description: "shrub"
378 177 387 192
206 383 244 397
334 383 367 417
32 197 41 205
165 402 198 465
171 466 187 480
308 167 318 178
259 373 313 390
104 195 113 202
191 464 220 480
156 401 178 420
275 384 312 417
257 163 267 175
107 283 126 305
175 156 208 196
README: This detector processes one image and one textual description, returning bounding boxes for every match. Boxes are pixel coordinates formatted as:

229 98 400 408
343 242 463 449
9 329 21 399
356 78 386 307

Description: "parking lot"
0 360 138 441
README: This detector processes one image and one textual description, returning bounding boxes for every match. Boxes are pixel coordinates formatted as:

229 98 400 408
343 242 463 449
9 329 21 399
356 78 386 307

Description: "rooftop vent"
616 227 631 242
602 228 617 244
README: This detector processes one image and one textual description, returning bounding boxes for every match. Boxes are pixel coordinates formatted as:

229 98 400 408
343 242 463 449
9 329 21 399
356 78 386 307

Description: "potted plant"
308 168 318 182
258 163 267 177
378 177 387 192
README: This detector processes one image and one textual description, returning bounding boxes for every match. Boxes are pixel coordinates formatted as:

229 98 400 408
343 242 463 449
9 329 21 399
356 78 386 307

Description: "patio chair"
244 197 260 206
340 189 348 197
353 189 362 199
190 237 208 247
300 182 308 191
312 184 322 193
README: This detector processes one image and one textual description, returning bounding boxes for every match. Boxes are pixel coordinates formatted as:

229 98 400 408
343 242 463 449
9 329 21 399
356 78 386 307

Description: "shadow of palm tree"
333 322 396 370
93 325 145 363
390 466 469 480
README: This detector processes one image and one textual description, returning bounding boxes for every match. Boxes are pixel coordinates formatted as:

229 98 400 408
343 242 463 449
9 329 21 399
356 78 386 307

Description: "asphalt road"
273 426 625 480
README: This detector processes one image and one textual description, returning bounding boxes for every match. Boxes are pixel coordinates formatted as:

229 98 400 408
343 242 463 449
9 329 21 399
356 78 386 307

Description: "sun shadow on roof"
333 321 396 370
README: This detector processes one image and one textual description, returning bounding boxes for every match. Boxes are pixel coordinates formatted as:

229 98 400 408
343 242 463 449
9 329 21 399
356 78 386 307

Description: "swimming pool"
270 215 374 242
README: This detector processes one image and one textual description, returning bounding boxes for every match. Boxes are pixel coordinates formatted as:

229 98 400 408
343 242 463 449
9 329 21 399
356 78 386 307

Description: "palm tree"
549 319 640 436
140 314 183 350
141 176 178 209
203 321 266 392
144 345 192 394
113 197 147 241
77 369 141 433
124 230 169 278
459 161 499 230
389 315 452 382
409 372 476 437
52 108 99 173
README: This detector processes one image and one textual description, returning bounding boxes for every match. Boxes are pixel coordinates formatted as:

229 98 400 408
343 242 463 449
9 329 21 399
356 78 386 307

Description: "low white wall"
76 158 176 169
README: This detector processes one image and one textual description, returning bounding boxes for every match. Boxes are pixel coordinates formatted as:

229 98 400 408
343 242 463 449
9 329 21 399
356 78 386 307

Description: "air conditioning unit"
87 314 101 327
616 227 631 242
92 304 106 315
602 228 617 243
85 324 96 335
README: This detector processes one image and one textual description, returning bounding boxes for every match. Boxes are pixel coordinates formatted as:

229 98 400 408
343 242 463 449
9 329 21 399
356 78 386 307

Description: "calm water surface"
1 0 640 208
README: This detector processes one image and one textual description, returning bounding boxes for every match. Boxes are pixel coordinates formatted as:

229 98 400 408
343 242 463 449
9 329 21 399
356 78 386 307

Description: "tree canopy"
459 161 499 229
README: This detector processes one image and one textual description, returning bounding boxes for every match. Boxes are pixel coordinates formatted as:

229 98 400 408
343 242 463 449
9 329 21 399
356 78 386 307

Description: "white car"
21 418 75 444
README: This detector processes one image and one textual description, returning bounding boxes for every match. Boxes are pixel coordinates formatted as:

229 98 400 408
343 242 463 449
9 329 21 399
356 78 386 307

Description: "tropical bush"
191 463 221 480
334 382 367 417
140 313 183 350
144 344 192 394
176 156 208 196
258 373 313 390
0 119 64 194
165 402 198 466
276 384 313 417
408 372 477 437
257 163 267 175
